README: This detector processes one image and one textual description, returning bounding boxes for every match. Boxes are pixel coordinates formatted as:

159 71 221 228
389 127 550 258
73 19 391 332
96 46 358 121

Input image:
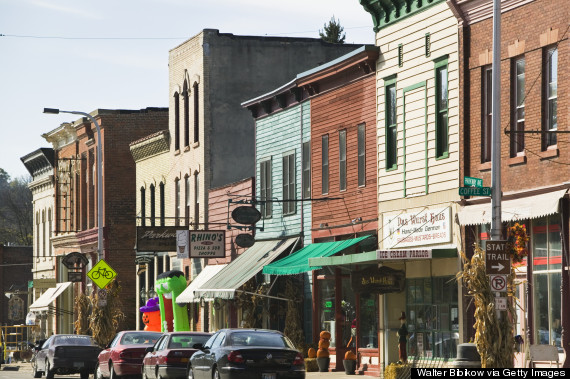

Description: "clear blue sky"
0 0 374 180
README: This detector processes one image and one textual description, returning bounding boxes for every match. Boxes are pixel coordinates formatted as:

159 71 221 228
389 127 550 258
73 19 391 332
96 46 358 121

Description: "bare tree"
0 172 33 245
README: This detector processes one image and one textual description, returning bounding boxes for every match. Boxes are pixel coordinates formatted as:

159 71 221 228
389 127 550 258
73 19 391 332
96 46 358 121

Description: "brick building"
453 0 569 367
42 108 168 332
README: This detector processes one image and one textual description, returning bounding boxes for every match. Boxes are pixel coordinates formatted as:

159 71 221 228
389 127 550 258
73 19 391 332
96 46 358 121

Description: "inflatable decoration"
139 297 161 332
155 270 190 332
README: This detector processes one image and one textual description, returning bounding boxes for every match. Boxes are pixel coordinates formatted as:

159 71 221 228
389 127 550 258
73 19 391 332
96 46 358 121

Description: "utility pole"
490 0 502 241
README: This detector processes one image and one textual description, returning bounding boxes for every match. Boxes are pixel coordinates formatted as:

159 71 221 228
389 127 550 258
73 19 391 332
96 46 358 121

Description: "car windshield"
168 334 210 349
229 332 295 348
53 335 94 346
121 332 162 345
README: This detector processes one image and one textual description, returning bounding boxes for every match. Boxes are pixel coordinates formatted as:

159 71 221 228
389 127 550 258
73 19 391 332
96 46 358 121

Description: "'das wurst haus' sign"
351 266 405 294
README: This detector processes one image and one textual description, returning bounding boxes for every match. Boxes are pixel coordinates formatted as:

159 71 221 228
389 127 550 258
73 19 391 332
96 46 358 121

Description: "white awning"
457 189 567 226
175 264 228 304
29 282 72 311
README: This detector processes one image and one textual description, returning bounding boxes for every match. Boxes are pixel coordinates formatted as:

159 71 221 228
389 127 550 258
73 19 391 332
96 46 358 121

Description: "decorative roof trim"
359 0 446 32
130 130 170 162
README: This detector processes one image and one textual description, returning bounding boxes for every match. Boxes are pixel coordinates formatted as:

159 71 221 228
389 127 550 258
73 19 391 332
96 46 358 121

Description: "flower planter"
343 359 356 375
316 357 330 372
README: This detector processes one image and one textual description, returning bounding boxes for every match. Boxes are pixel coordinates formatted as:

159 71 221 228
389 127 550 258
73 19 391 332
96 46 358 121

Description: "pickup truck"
32 334 101 379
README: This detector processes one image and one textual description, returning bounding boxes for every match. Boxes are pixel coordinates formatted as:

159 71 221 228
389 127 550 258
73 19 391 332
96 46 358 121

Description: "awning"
193 238 298 300
262 236 372 275
29 282 72 311
457 189 567 226
176 264 228 304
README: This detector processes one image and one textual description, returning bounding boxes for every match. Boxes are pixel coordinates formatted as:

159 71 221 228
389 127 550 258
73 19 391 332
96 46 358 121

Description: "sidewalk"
307 371 371 378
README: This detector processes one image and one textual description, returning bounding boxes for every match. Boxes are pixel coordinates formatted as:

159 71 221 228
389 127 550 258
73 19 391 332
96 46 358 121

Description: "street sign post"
87 259 117 289
485 240 511 275
489 274 508 292
464 176 483 188
459 187 491 196
495 297 507 310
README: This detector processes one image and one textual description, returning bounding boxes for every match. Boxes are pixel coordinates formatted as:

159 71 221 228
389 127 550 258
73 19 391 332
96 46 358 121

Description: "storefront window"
532 215 561 348
359 292 378 348
406 276 458 358
341 277 356 348
319 278 336 347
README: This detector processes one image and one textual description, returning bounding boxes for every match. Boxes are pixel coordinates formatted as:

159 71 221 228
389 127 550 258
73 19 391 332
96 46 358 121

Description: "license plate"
73 362 85 368
181 358 189 362
262 373 276 379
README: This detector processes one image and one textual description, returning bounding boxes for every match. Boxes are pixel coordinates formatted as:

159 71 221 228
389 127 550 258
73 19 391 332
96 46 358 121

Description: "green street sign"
459 187 491 197
87 259 117 289
464 176 483 188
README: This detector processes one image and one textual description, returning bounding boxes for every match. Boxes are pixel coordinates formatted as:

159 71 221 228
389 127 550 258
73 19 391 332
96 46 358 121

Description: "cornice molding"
455 0 536 25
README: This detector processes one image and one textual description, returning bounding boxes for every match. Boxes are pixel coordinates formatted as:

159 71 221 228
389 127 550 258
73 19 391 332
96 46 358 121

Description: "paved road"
0 362 362 379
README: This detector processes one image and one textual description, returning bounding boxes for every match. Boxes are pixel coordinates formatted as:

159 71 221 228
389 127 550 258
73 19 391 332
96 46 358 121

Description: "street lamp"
44 108 104 262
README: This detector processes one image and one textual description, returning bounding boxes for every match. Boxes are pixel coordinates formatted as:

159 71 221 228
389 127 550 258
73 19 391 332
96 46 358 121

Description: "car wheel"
213 367 221 379
110 363 121 379
187 365 194 379
45 360 54 379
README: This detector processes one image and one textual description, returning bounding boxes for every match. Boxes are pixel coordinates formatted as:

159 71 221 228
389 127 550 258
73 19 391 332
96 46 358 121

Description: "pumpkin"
344 351 357 360
318 339 330 349
319 330 331 340
307 348 317 358
317 348 330 358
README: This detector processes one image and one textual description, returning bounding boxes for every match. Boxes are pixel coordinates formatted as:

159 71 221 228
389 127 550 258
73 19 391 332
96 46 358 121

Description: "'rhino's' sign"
190 231 225 258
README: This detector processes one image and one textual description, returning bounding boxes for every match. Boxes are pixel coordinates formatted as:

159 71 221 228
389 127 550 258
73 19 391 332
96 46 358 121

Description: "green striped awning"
262 236 372 275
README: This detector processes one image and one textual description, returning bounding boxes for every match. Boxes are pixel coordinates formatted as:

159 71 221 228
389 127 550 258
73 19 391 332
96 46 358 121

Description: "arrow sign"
491 263 505 272
485 241 511 275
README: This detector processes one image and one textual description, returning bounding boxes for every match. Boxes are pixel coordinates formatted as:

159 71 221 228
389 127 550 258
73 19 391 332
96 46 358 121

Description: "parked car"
31 334 102 379
95 330 162 379
187 329 305 379
142 331 211 379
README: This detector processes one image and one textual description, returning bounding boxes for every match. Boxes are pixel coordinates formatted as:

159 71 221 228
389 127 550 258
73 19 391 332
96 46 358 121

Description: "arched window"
194 172 200 229
140 187 146 227
175 178 181 226
185 175 190 226
42 210 46 257
150 184 156 227
48 208 52 256
183 80 189 148
174 92 180 150
36 211 40 257
159 182 165 226
193 82 199 143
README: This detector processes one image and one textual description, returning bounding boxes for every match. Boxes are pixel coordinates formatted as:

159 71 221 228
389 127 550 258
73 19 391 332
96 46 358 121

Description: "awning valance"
193 238 298 300
457 189 567 226
176 264 227 304
29 282 72 311
262 236 372 275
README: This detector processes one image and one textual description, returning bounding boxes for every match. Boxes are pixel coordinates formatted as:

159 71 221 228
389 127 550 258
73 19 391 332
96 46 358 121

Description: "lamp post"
44 108 104 262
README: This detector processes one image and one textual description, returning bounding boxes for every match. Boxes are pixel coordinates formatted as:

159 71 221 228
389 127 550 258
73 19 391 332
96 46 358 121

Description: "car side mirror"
145 347 153 353
192 343 204 350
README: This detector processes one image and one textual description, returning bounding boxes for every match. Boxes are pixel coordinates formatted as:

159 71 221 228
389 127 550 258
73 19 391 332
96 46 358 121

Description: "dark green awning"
262 236 371 275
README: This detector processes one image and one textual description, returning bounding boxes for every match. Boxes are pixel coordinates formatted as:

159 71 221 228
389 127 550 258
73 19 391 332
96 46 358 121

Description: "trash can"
452 343 481 368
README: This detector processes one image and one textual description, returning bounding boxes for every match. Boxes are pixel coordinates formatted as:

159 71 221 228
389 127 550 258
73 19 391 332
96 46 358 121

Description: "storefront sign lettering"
376 249 432 260
351 266 405 294
136 226 177 252
383 207 452 248
189 230 225 258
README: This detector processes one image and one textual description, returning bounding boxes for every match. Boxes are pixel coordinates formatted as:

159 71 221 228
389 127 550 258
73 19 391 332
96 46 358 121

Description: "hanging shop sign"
382 207 451 248
136 226 177 252
351 266 405 294
189 230 225 258
176 230 190 259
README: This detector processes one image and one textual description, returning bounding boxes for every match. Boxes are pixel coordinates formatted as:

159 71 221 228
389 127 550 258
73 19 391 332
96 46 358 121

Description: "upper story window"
339 130 347 191
302 141 311 199
357 123 366 187
183 81 190 148
385 78 397 170
321 135 329 194
174 92 180 151
543 47 558 149
194 172 200 229
482 66 492 163
159 182 165 226
511 57 525 157
260 159 272 219
193 82 200 144
185 175 190 226
282 153 296 215
175 178 180 226
435 58 449 159
140 187 146 227
150 184 156 227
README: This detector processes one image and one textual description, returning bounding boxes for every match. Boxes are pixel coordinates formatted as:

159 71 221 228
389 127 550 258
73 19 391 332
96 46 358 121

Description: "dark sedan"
32 334 102 379
142 331 211 379
187 329 305 379
95 330 162 379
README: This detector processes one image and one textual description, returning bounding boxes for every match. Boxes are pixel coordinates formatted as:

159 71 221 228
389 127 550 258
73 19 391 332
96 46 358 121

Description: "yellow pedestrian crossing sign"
87 259 117 289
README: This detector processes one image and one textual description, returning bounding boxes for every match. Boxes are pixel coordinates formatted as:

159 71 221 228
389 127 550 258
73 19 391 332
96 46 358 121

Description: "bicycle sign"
87 259 117 289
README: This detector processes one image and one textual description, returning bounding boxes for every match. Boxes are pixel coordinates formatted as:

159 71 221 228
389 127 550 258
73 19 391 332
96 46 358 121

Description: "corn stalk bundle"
74 292 92 335
282 276 305 351
89 280 125 347
458 245 516 368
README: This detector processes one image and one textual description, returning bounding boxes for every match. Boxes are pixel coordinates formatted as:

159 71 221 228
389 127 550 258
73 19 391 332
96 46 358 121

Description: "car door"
193 332 219 379
151 335 168 378
35 337 52 372
143 335 162 379
99 333 120 377
203 332 225 378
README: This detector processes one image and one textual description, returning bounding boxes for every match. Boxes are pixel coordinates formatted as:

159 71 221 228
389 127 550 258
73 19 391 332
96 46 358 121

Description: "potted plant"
343 350 357 375
304 347 318 372
316 331 331 372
